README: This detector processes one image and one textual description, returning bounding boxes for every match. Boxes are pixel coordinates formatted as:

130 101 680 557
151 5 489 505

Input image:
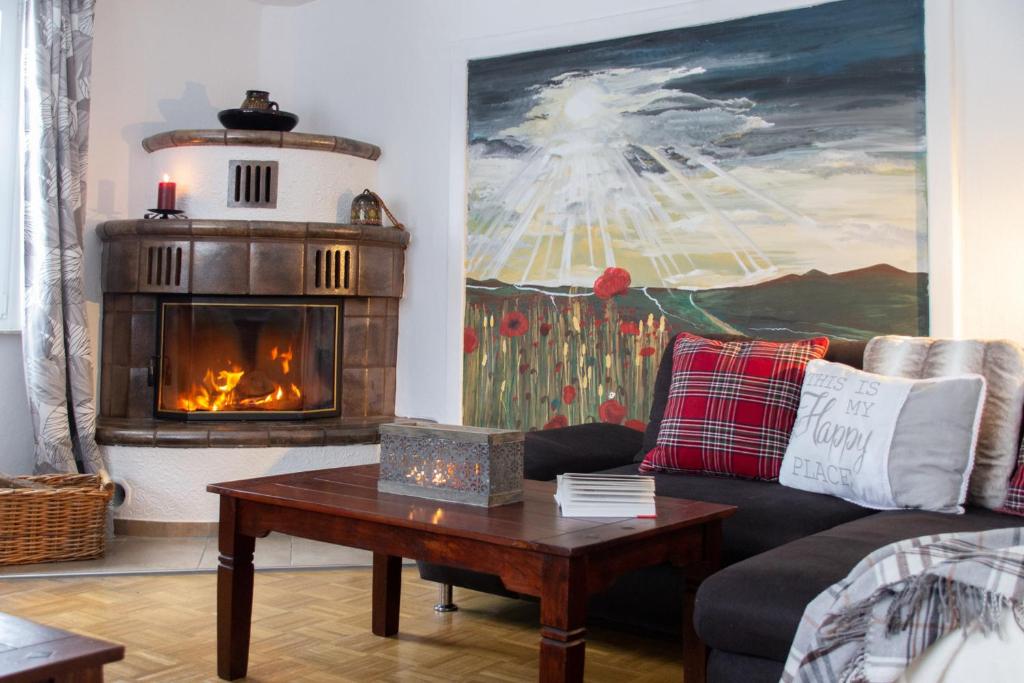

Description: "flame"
162 173 171 183
176 345 302 412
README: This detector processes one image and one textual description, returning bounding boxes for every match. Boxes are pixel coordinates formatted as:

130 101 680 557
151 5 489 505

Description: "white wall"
954 0 1024 340
4 0 1021 476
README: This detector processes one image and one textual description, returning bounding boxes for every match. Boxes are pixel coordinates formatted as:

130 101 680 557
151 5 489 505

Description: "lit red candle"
157 174 176 210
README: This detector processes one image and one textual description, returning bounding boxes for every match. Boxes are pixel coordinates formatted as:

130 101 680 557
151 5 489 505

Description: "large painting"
463 0 928 432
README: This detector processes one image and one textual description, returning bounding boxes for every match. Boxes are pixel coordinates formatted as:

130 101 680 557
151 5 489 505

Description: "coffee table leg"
538 557 586 683
217 497 256 681
372 552 402 636
681 521 723 683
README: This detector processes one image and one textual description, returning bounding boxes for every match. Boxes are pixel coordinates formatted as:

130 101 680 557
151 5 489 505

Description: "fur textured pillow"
864 336 1024 509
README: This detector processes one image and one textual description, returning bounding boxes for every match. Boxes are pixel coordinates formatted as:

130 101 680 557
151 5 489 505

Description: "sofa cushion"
601 464 874 564
694 507 1023 663
639 333 829 481
636 334 867 462
524 423 643 481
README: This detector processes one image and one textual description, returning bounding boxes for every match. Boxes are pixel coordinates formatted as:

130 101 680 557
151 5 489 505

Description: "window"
0 0 20 332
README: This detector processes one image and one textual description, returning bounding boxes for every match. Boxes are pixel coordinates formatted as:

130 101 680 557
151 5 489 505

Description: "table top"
0 612 124 682
209 464 735 557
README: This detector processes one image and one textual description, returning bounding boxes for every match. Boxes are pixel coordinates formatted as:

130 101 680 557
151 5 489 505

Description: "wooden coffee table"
208 464 735 682
0 612 124 682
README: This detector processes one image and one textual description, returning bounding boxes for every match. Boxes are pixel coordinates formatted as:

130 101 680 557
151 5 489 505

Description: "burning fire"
177 345 301 412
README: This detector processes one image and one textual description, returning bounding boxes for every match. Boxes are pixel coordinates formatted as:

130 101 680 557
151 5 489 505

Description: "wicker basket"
0 473 114 566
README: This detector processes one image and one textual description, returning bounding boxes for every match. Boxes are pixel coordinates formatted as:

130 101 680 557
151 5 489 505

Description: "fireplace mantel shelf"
97 416 419 448
141 129 381 161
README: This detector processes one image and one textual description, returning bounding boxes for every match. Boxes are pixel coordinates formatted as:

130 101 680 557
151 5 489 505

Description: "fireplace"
156 298 340 421
96 216 407 447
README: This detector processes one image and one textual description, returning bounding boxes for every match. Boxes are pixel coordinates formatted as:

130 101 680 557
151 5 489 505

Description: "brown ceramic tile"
208 428 271 448
189 220 250 238
192 240 250 294
365 316 386 367
365 368 387 416
137 240 191 293
112 294 133 312
102 242 139 293
250 221 306 238
127 368 153 419
250 241 304 295
306 223 361 240
109 366 130 417
342 316 369 368
111 313 131 360
386 298 399 317
268 428 325 447
323 424 381 445
100 362 112 417
155 426 209 448
341 368 368 417
171 129 225 147
132 295 157 312
129 313 156 366
384 315 398 367
384 367 396 416
225 129 283 148
357 245 396 297
95 424 155 446
102 313 114 364
345 298 369 316
365 297 388 317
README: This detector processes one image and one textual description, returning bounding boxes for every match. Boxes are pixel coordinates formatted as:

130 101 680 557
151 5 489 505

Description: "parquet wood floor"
0 567 681 682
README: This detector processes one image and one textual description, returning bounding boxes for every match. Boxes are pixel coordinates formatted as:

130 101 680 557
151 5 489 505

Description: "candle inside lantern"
156 174 176 210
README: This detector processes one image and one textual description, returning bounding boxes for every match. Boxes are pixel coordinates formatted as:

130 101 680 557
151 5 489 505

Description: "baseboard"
114 519 218 538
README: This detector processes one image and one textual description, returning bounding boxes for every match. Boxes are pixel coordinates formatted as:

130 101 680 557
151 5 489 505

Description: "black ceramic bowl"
218 108 299 132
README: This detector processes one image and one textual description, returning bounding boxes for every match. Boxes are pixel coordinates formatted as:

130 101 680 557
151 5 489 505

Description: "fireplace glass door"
157 299 340 420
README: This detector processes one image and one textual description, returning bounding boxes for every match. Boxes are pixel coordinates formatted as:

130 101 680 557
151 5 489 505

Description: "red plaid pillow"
999 443 1024 516
640 333 829 481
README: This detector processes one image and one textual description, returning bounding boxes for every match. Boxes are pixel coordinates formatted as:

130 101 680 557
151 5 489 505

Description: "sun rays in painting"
464 0 929 431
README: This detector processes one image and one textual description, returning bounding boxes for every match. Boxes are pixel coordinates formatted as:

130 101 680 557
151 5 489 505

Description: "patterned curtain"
21 0 103 474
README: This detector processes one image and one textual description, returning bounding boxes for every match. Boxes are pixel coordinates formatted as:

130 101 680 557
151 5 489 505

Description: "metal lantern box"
378 423 524 507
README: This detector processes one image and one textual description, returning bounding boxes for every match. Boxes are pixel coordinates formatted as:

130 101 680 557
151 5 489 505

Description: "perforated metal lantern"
378 423 524 507
350 188 382 225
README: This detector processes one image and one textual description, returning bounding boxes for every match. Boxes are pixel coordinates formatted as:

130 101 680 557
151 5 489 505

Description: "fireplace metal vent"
309 245 355 294
227 160 279 208
146 245 184 287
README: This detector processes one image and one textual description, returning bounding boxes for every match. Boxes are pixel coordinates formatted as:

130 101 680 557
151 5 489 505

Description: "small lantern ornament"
351 189 382 225
350 189 405 230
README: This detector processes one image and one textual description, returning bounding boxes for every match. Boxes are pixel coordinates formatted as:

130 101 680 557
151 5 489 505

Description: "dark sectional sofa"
418 336 1024 682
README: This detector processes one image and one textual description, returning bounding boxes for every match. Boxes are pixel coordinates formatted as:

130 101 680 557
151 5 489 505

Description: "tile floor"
0 533 399 578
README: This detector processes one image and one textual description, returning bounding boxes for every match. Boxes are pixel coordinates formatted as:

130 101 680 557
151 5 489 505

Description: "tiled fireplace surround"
96 219 408 448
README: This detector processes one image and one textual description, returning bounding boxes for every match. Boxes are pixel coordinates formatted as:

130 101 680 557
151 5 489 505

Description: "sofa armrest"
524 423 644 481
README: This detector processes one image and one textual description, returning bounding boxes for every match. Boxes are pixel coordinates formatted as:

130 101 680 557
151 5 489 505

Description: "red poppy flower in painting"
518 363 530 374
539 322 552 336
554 361 564 373
619 321 640 335
625 419 646 432
639 346 657 357
593 267 631 300
544 414 569 430
562 385 577 405
499 311 529 337
464 327 478 354
598 399 627 425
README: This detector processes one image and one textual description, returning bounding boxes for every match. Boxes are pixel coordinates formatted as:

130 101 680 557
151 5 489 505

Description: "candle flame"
162 174 170 182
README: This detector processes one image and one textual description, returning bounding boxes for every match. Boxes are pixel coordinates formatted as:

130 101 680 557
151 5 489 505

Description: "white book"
555 473 657 517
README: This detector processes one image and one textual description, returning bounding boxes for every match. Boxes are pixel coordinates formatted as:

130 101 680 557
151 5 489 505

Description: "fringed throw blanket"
782 528 1024 683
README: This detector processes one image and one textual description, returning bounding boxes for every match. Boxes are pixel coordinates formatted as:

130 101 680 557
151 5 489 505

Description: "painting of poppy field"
464 0 929 432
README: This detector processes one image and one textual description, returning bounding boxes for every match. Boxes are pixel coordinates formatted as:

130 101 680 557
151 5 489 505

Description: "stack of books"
554 473 656 517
